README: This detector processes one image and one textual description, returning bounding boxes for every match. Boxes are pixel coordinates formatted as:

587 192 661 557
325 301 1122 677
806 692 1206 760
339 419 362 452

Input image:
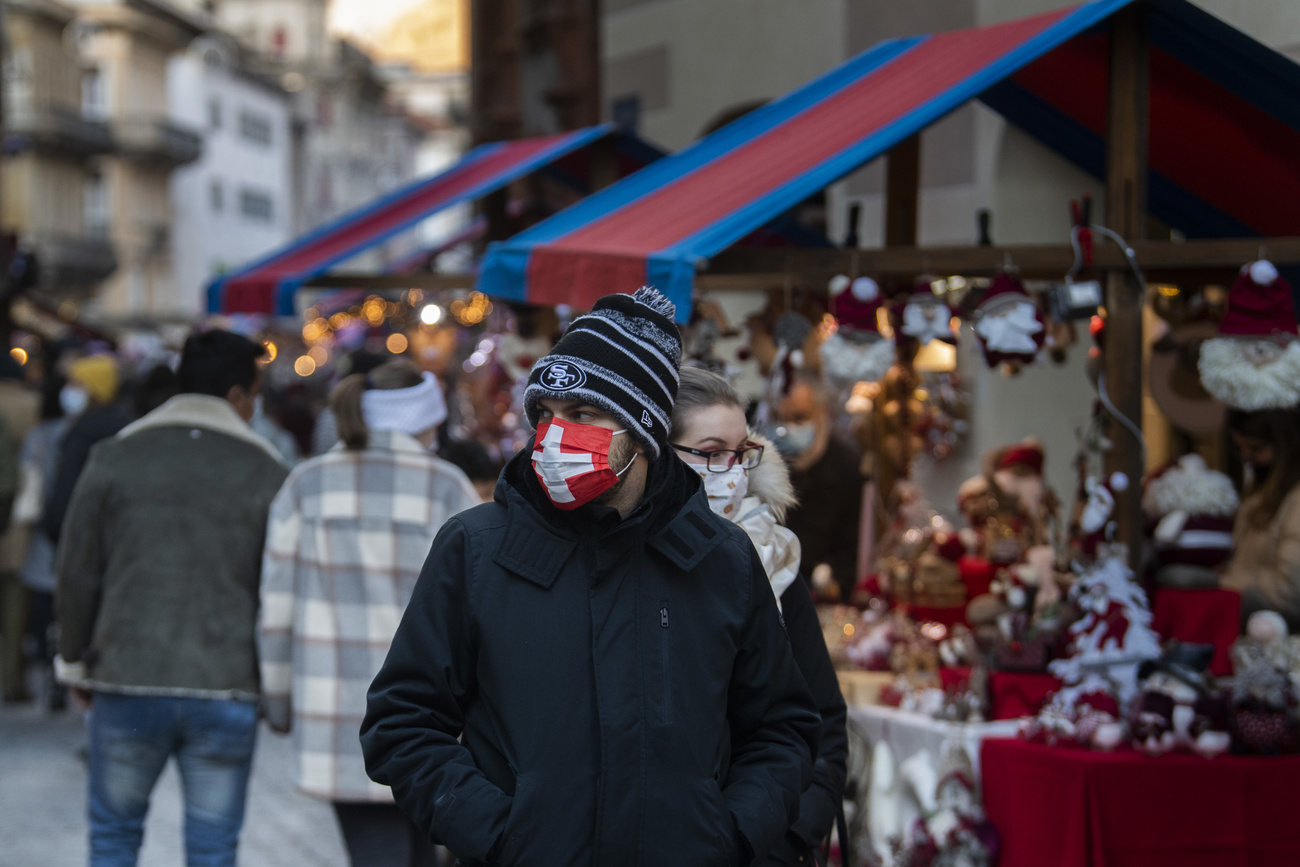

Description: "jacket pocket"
659 600 672 726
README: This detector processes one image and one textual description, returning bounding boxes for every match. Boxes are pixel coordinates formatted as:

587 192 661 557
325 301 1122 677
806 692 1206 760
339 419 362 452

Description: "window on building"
84 176 109 238
208 97 222 130
82 68 109 120
240 189 273 222
238 111 273 146
210 178 224 213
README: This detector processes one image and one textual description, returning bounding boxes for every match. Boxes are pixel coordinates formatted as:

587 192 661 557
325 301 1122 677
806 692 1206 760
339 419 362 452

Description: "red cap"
1219 261 1297 337
832 276 882 333
998 443 1044 475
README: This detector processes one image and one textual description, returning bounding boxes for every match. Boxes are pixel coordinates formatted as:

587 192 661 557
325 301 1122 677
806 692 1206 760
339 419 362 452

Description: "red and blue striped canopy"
207 125 662 315
477 0 1300 321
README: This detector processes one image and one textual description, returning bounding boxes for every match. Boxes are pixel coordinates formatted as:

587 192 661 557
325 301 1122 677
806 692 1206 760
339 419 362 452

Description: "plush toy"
973 272 1046 370
898 285 956 347
1198 260 1300 411
1229 611 1300 753
1142 454 1239 588
1129 643 1231 757
820 275 896 387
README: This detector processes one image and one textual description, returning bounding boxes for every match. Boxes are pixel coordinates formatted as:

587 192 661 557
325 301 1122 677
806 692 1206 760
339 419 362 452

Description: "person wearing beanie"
363 287 819 866
259 360 481 867
42 353 132 544
55 330 289 866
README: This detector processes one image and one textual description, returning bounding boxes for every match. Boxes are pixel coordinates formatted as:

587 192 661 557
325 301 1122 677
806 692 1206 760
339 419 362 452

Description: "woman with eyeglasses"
669 366 848 867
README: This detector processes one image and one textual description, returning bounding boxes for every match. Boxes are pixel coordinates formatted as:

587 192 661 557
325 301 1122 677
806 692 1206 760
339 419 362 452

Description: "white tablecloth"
845 705 1021 865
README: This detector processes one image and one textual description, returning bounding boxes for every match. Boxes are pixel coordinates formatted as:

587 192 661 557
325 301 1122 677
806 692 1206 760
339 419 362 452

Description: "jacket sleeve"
779 577 848 849
54 441 113 671
722 542 821 862
258 479 301 733
360 517 512 863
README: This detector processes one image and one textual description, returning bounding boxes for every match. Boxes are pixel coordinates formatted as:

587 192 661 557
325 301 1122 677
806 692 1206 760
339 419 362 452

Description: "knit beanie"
523 287 682 458
68 355 120 405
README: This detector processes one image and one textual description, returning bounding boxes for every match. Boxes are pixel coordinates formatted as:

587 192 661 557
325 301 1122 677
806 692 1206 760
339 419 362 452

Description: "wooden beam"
587 132 618 192
884 134 920 247
704 237 1300 279
1104 1 1149 569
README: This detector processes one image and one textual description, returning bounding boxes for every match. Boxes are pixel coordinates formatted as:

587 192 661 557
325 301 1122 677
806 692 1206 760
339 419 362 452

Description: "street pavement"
0 701 349 866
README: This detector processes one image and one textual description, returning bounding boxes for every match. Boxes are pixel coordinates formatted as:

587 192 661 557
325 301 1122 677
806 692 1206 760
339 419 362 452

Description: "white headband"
361 371 447 435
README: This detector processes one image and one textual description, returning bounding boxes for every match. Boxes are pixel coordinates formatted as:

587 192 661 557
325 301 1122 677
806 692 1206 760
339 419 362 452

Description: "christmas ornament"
1142 454 1238 588
820 275 896 386
1198 260 1300 410
973 273 1045 369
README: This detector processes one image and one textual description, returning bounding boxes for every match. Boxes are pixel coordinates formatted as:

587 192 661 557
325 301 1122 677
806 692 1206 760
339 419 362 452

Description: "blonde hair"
330 360 425 450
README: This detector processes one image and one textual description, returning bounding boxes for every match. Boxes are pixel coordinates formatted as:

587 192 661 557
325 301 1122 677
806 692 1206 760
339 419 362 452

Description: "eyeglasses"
671 441 764 472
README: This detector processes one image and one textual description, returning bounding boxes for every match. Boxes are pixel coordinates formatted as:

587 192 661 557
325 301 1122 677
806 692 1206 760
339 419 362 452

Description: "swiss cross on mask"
531 420 622 509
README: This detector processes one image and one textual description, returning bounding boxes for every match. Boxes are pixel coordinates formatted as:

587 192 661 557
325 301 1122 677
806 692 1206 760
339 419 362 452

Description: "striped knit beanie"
523 287 681 458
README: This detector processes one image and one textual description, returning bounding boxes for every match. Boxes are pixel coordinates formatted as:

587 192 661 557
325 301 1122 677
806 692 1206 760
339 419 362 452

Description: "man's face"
227 373 261 423
775 383 824 429
536 398 642 505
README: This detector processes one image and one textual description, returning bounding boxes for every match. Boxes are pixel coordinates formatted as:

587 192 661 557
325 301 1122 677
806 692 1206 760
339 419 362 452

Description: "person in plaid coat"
259 360 480 867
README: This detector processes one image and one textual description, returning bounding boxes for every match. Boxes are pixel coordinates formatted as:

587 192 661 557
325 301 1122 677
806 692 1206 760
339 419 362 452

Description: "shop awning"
477 0 1300 320
206 124 662 315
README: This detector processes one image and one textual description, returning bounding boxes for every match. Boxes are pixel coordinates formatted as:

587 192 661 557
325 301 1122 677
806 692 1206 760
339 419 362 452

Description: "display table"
836 669 895 706
1151 587 1241 675
981 738 1300 867
988 671 1062 720
849 705 1021 778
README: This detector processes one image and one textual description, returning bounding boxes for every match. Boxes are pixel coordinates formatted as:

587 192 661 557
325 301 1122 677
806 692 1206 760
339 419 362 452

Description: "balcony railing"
28 232 118 293
112 116 202 166
2 107 115 158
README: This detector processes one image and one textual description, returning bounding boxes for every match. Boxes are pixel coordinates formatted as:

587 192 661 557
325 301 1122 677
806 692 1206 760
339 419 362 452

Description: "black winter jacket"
361 450 820 866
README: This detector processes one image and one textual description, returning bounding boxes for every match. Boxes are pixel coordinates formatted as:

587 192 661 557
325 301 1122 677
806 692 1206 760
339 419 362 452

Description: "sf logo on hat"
540 361 586 391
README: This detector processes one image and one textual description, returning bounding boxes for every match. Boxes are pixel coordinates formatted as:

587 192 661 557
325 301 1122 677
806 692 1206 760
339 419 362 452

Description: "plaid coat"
259 430 481 801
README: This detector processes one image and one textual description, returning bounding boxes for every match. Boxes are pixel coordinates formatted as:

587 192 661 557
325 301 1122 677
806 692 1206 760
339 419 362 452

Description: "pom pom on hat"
851 276 880 303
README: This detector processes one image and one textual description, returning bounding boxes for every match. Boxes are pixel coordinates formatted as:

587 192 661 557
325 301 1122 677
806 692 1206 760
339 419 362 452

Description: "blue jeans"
87 692 258 867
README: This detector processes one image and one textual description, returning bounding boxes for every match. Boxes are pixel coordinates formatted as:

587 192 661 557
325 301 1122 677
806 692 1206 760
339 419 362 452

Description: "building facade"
69 0 204 319
168 34 293 314
2 0 117 303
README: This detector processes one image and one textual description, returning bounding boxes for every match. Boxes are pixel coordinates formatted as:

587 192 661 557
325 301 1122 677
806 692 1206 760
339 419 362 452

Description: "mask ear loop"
615 453 638 477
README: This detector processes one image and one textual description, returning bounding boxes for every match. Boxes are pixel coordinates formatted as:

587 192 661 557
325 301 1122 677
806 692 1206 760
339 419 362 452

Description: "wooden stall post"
885 134 921 248
1104 2 1149 569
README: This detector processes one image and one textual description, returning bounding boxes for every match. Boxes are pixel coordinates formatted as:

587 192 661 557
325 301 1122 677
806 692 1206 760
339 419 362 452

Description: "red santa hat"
998 440 1045 475
974 273 1046 368
821 275 895 385
1198 261 1300 410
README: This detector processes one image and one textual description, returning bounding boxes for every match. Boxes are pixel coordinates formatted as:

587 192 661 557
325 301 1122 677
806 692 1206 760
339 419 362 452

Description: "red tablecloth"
988 671 1062 720
1151 587 1241 675
981 738 1300 867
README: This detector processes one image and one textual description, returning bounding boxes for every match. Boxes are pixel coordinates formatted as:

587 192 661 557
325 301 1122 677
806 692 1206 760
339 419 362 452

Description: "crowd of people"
2 287 871 867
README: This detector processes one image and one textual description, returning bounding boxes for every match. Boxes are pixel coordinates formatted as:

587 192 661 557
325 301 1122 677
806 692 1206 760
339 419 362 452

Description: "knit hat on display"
69 355 120 405
1198 261 1300 410
523 287 682 458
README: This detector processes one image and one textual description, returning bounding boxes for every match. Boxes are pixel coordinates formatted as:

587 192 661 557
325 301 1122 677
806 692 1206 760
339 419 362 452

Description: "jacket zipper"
660 601 671 726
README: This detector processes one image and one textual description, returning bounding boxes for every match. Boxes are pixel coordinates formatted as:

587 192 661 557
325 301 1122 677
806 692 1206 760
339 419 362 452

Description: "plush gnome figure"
899 283 956 347
820 275 896 387
1142 454 1239 588
1129 643 1231 758
973 272 1046 369
1075 471 1130 559
1198 260 1300 410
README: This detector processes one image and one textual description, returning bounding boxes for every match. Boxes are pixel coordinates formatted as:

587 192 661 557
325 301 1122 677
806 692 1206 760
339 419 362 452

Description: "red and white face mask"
532 419 638 510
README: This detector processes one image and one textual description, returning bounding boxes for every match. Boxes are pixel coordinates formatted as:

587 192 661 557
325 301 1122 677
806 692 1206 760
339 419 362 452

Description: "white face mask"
60 385 89 416
693 463 749 519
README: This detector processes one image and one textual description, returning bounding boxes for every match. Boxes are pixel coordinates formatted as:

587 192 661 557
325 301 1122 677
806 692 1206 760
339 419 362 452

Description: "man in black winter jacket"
362 288 820 867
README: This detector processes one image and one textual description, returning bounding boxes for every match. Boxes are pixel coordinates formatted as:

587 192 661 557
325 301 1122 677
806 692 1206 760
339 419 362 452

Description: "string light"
294 356 316 376
386 333 409 354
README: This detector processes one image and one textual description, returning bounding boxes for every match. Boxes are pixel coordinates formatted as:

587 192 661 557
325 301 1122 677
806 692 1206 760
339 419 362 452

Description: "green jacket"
56 394 288 698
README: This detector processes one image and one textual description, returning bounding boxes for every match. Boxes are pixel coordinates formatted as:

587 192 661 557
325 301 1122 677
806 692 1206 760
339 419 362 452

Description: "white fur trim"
118 394 284 463
829 274 851 296
1143 453 1241 517
362 371 447 435
820 332 895 385
1250 260 1279 286
1109 472 1129 492
1198 337 1300 410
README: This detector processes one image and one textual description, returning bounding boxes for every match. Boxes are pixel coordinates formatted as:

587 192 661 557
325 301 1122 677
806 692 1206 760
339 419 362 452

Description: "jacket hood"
745 431 798 524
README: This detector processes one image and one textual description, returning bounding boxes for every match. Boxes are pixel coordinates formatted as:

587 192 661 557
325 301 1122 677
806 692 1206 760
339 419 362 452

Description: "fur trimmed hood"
745 430 798 523
118 393 284 463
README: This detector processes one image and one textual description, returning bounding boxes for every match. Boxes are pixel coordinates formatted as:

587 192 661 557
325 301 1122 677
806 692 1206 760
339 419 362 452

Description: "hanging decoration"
1197 260 1300 411
820 275 895 388
972 272 1046 372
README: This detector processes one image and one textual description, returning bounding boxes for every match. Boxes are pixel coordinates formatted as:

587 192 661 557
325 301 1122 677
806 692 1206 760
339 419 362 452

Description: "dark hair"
669 366 744 441
134 364 180 417
330 360 425 451
1227 407 1300 528
439 437 500 484
178 330 265 398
